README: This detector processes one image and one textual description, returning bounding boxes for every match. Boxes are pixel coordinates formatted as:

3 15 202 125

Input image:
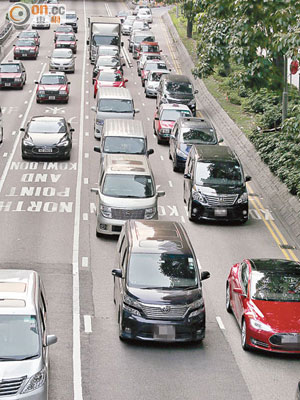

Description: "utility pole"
282 55 288 123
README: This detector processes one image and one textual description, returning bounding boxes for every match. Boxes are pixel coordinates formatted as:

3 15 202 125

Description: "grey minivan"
91 88 139 139
0 270 57 399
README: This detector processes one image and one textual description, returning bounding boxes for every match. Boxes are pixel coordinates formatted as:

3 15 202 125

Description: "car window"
240 263 249 294
16 40 35 46
40 75 66 85
28 120 67 134
98 99 133 113
196 161 243 186
0 64 21 73
160 109 191 121
181 127 217 144
103 137 146 154
102 174 154 198
166 81 193 94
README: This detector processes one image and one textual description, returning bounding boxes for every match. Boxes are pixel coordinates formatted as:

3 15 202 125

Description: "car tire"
169 151 172 160
188 199 196 222
226 283 232 313
118 309 125 341
241 319 250 351
142 80 145 87
173 157 179 172
21 154 28 160
36 99 40 104
157 136 163 145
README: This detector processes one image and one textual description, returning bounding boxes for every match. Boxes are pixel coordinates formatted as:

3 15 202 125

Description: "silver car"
145 69 171 97
49 48 76 73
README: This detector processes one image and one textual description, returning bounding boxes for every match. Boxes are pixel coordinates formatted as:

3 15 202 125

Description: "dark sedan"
21 116 73 160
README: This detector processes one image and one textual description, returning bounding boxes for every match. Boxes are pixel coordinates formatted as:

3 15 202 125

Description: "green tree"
193 0 300 89
181 0 201 38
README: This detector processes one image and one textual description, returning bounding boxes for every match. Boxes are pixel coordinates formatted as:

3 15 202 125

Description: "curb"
162 12 300 244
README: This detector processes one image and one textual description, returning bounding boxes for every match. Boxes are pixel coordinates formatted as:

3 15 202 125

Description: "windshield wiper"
18 354 39 360
174 285 198 290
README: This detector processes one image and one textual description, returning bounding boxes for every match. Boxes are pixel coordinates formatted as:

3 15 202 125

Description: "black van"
112 220 210 342
183 145 251 223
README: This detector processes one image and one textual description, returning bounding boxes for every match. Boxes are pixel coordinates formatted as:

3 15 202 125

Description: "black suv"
169 117 222 172
183 145 251 223
156 74 198 116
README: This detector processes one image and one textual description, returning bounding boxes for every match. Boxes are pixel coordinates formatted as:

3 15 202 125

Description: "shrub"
228 92 242 105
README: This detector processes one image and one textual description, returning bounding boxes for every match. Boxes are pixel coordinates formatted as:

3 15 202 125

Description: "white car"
49 48 76 73
145 69 171 97
32 15 50 29
137 9 153 24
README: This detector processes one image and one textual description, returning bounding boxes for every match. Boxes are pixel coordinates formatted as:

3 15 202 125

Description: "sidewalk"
162 11 300 243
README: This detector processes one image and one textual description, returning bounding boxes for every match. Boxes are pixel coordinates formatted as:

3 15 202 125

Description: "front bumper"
190 200 248 222
0 81 23 88
22 145 71 159
14 52 37 59
32 24 50 29
157 130 171 142
49 64 74 72
37 93 69 102
7 383 47 400
120 308 206 342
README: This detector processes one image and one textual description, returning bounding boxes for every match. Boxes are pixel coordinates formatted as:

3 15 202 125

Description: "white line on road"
160 155 164 161
147 117 150 121
85 115 89 119
83 213 88 221
84 178 89 184
181 216 185 223
11 131 16 136
24 101 28 104
197 259 202 269
90 202 96 214
85 101 89 105
216 316 225 330
168 180 173 187
142 103 145 106
29 90 32 93
85 90 89 94
18 114 23 118
85 132 89 136
3 153 7 158
84 315 92 333
84 152 89 158
82 257 88 268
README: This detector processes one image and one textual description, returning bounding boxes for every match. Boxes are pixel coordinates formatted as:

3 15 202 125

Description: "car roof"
103 119 145 138
193 144 238 162
177 117 213 130
41 71 66 76
162 74 191 83
103 154 151 175
128 220 193 255
1 60 22 65
30 116 66 123
98 45 118 50
97 87 132 99
133 30 154 37
159 103 191 111
0 270 39 315
249 259 300 274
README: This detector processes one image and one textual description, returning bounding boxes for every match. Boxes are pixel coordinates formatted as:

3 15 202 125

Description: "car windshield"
124 19 134 26
135 35 154 43
0 315 40 360
40 75 66 85
93 35 118 46
128 254 198 289
103 137 146 154
98 72 122 82
52 50 72 58
166 81 193 94
28 120 66 133
182 128 217 144
141 45 159 53
57 34 75 41
16 40 35 46
196 161 243 186
161 109 191 121
20 32 36 38
251 271 300 302
102 174 154 198
97 57 119 67
66 14 76 19
98 99 133 113
98 48 118 56
0 64 21 73
145 62 166 71
56 26 72 33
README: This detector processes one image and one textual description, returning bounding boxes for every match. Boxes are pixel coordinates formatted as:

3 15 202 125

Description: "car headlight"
124 294 141 309
192 185 207 204
57 137 69 147
237 192 248 204
189 298 204 318
96 119 104 126
160 128 171 134
38 90 45 94
59 90 67 95
249 318 273 332
123 303 141 316
14 78 22 82
23 139 34 146
100 205 112 218
176 148 187 158
145 206 156 219
21 368 46 393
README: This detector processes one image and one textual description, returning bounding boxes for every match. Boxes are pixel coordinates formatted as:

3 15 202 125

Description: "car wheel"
173 156 179 172
142 80 145 87
241 319 250 351
21 154 28 160
94 92 96 99
226 283 232 313
157 136 163 145
188 199 196 222
240 217 248 224
36 99 40 104
65 154 70 161
169 150 172 160
118 309 125 341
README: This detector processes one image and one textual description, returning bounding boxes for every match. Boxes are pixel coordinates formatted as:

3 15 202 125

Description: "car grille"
57 44 70 48
203 194 238 207
140 304 188 320
45 90 59 95
1 78 14 83
32 147 59 154
111 208 145 220
0 377 26 396
270 333 300 350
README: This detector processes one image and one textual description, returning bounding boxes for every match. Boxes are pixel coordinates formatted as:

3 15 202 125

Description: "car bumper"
157 131 171 142
49 65 74 72
0 82 23 88
120 308 206 342
190 200 248 222
97 213 158 235
7 383 47 399
37 94 69 102
14 53 37 58
145 87 157 97
22 145 71 159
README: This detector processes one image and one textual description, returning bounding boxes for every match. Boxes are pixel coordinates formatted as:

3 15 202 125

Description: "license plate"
49 96 56 100
38 148 52 153
154 325 175 340
282 335 300 344
4 83 11 87
214 208 227 217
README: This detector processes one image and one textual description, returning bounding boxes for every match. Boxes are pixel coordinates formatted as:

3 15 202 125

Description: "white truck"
87 17 122 64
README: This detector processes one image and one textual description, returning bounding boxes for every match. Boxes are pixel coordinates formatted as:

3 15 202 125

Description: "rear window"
181 127 217 144
103 137 146 154
98 99 133 113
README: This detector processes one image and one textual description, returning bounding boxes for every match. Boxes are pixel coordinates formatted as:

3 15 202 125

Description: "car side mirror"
135 108 140 114
112 269 123 278
20 128 25 132
233 287 245 296
146 148 154 156
184 173 191 179
194 89 199 94
91 106 97 112
245 175 252 182
157 190 165 197
76 39 78 41
218 138 224 143
90 188 100 194
70 128 75 132
34 81 38 84
46 334 57 346
124 79 128 83
201 271 210 281
121 42 124 47
94 146 101 153
154 116 159 120
86 40 89 45
122 63 126 66
68 82 71 84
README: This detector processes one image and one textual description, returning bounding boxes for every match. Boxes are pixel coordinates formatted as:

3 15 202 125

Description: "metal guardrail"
0 22 13 45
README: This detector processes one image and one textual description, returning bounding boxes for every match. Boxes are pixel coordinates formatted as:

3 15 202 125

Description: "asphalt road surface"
0 1 299 399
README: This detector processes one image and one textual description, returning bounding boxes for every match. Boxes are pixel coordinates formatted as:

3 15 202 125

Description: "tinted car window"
145 62 166 71
98 72 122 82
196 161 243 185
28 120 66 133
251 271 300 301
40 75 66 84
103 137 146 154
166 81 193 94
128 254 198 289
93 35 118 46
57 34 75 41
181 127 217 144
161 109 191 121
96 57 120 67
98 99 133 113
102 174 154 198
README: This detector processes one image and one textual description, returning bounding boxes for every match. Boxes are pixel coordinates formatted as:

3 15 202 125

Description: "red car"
0 60 26 89
55 33 77 53
93 69 127 98
141 59 168 86
54 25 74 42
35 72 70 103
17 30 40 46
153 103 192 144
14 39 39 60
226 258 300 353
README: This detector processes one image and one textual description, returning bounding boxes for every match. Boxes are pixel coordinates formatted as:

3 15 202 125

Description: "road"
0 1 299 399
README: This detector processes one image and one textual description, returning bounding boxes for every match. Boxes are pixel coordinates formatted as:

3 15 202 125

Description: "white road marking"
86 80 89 83
84 315 92 333
85 90 89 94
160 155 164 161
11 131 16 136
147 117 150 121
82 257 88 268
90 202 96 214
142 103 145 106
85 131 89 136
134 82 137 85
153 134 156 138
18 114 23 118
37 71 40 73
3 153 8 158
168 180 173 187
86 72 89 74
181 216 185 223
84 178 88 184
85 101 89 105
24 101 28 104
29 90 32 93
84 153 89 158
83 213 88 221
216 316 225 330
85 115 89 119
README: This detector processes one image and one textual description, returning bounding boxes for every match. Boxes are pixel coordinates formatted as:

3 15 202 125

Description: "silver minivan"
94 119 154 161
91 154 165 236
91 88 139 139
0 270 57 399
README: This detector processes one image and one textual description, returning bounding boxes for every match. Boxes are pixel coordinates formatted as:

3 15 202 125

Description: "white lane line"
85 90 89 94
82 257 88 268
168 180 173 187
160 155 164 161
11 131 16 136
90 202 96 214
86 80 89 83
72 1 86 397
85 101 89 105
84 152 89 158
3 153 8 158
142 103 145 106
216 316 225 330
83 213 88 221
134 82 137 85
29 90 32 93
24 101 28 104
84 315 92 333
85 131 89 136
0 63 47 195
181 216 185 223
147 117 150 121
85 115 89 119
138 92 140 95
84 178 88 184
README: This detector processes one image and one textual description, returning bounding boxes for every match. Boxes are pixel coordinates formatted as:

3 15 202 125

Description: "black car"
169 117 222 172
183 145 251 223
156 74 198 116
21 116 73 160
113 220 210 342
296 382 300 400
